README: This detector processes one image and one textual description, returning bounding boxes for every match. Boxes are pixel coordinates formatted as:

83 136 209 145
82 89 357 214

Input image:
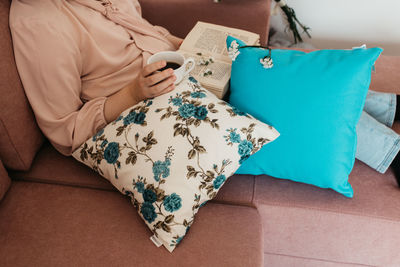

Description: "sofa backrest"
0 0 44 171
140 0 272 45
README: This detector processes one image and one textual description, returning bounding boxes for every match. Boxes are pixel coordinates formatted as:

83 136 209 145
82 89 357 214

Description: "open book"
178 21 260 99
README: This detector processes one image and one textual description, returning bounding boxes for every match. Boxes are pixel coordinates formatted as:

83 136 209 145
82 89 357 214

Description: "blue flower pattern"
123 112 136 125
134 112 146 124
104 142 119 164
135 182 145 193
188 76 198 83
194 106 208 120
178 103 196 118
224 127 259 164
100 140 108 148
141 202 157 223
152 160 171 181
143 189 157 203
238 140 253 164
190 92 206 98
229 132 241 143
123 111 146 125
213 175 226 189
163 193 182 212
175 236 184 244
238 140 253 156
170 97 183 106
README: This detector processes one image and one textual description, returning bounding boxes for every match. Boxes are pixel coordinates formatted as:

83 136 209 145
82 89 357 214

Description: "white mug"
147 51 195 84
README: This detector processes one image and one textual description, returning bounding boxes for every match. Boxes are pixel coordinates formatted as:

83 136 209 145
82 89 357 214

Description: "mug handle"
183 57 195 77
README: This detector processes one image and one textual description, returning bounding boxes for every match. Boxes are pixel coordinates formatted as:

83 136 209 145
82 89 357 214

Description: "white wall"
274 0 400 55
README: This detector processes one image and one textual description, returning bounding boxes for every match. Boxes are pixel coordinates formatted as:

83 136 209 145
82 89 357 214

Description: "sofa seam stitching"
256 201 400 224
263 251 377 267
11 179 118 193
11 179 258 208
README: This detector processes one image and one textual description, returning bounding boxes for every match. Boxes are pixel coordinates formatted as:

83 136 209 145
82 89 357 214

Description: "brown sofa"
1 0 399 266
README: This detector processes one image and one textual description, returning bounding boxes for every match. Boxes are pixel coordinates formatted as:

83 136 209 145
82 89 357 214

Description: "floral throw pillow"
72 76 279 252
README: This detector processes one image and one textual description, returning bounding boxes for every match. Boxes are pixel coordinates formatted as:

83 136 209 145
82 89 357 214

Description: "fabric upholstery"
0 0 43 171
256 160 400 266
10 142 115 191
264 253 368 267
0 181 264 267
0 160 11 201
140 0 272 45
2 0 400 265
370 55 400 94
10 143 257 207
213 174 256 207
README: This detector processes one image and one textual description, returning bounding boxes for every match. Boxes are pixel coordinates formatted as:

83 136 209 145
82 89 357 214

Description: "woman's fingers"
161 83 176 94
145 68 175 87
157 83 176 97
148 75 176 97
135 61 178 99
142 60 166 77
158 83 176 96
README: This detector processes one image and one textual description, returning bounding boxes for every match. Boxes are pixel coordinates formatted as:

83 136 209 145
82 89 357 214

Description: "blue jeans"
356 90 400 173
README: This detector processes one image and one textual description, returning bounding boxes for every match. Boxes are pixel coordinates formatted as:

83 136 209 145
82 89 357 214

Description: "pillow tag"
352 44 367 49
352 44 376 72
150 235 163 248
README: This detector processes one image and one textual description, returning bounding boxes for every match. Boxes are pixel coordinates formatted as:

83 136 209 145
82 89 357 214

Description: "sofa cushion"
0 181 263 266
255 160 400 266
0 159 11 201
140 0 272 45
10 142 115 191
10 142 258 207
0 0 44 171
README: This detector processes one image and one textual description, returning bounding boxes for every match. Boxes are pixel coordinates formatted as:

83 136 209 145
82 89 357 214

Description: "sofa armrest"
271 46 400 94
0 159 11 201
139 0 272 45
370 55 400 94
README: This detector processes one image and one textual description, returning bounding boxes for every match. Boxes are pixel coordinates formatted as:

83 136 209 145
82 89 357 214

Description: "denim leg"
363 90 396 127
356 111 400 173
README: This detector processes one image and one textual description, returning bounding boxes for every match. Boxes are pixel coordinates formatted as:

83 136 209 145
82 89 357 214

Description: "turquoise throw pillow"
227 36 382 197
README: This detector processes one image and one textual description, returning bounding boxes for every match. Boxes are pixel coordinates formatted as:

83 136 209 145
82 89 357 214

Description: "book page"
180 21 260 63
179 52 231 90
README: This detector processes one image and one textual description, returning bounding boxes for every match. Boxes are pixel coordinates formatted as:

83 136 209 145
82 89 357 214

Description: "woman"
10 0 400 187
10 0 182 155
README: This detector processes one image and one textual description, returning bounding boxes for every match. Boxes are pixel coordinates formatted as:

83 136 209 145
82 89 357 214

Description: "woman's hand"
131 60 176 102
104 61 176 123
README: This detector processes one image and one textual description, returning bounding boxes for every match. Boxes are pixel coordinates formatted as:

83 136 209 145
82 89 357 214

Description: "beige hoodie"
10 0 175 155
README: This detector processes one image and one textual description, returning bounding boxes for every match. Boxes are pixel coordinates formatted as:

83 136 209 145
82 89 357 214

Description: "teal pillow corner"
227 36 383 197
